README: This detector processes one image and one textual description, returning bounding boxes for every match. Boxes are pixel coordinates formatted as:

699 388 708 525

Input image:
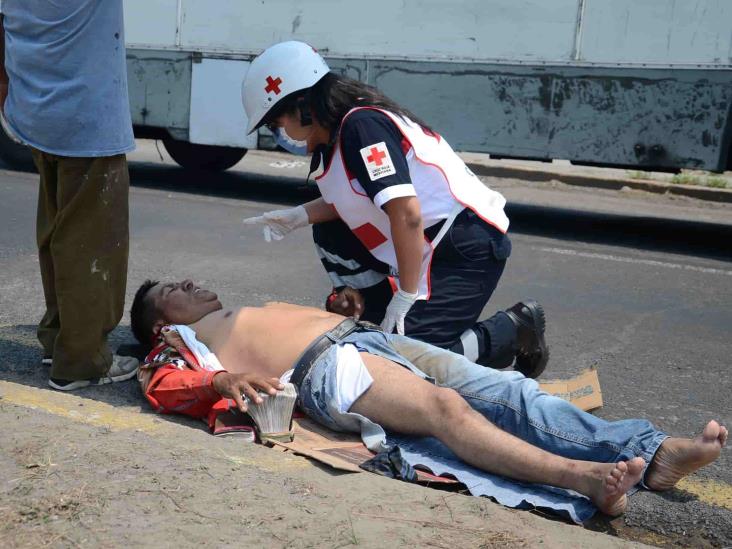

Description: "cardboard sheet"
539 368 603 412
271 417 456 483
271 417 368 472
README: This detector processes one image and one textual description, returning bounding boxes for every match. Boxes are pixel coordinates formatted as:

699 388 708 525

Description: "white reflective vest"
315 107 509 299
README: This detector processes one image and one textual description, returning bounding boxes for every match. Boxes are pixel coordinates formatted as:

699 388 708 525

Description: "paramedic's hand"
326 287 364 320
242 205 309 242
212 372 284 413
380 289 418 335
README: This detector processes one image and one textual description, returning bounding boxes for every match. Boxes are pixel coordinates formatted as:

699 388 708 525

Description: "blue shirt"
1 0 134 157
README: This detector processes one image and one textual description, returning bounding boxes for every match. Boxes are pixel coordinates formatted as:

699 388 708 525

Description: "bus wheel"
162 139 247 172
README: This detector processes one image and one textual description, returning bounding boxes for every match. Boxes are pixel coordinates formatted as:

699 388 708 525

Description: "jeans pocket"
300 390 337 429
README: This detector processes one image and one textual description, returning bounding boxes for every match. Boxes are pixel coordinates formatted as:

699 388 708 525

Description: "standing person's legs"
34 151 130 381
33 149 62 360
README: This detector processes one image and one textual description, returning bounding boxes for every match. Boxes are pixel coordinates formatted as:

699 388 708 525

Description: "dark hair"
263 72 431 133
130 279 159 347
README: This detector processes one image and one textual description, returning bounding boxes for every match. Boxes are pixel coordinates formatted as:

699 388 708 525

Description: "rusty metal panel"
324 58 368 82
580 0 732 65
370 61 732 170
126 50 191 136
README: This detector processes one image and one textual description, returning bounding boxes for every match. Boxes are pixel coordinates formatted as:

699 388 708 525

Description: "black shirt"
338 109 414 210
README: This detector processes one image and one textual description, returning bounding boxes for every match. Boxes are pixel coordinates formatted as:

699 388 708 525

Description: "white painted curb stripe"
538 247 732 276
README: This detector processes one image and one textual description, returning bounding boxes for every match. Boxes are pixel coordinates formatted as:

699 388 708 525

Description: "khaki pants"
32 149 130 380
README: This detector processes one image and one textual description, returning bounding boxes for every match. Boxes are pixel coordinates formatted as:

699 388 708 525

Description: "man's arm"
144 365 283 417
144 366 225 418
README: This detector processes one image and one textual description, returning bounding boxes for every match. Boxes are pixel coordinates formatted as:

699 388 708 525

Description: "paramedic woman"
241 41 547 377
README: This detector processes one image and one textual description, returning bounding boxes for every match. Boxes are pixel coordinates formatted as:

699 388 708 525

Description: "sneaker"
504 300 549 379
48 355 139 391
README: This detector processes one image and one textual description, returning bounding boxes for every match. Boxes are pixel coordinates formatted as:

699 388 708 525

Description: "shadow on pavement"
0 324 206 434
0 324 355 481
127 160 732 263
506 203 732 262
5 157 729 262
129 161 319 207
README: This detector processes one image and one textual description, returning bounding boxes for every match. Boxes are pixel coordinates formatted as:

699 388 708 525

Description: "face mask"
273 126 309 156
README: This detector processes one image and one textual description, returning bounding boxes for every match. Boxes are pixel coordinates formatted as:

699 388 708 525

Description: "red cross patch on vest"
359 142 396 181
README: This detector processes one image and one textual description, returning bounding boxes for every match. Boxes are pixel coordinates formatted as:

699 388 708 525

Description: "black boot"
504 300 549 378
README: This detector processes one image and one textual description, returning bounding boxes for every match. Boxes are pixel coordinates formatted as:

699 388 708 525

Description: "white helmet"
242 41 330 134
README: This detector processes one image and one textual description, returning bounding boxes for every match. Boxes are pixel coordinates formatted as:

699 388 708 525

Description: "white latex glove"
242 205 309 242
380 289 418 335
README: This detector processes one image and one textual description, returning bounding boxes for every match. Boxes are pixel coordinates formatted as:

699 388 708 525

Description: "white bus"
2 0 731 172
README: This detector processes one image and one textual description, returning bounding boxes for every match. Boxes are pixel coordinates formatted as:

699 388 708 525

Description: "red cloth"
139 337 236 432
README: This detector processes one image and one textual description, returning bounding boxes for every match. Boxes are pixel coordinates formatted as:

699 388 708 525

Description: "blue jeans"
297 328 668 521
388 335 668 469
297 325 434 453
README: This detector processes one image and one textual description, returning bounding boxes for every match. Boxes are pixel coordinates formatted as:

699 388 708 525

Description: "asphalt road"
1 144 731 547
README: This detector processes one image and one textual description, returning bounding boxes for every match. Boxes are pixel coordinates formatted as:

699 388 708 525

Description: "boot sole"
515 300 549 379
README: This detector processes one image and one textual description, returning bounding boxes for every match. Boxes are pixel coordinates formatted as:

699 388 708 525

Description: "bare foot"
646 420 727 491
589 457 646 516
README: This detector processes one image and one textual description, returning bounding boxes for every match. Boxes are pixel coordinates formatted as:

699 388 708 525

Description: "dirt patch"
0 397 643 549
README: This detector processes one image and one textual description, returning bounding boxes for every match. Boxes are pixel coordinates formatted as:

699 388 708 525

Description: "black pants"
312 209 519 367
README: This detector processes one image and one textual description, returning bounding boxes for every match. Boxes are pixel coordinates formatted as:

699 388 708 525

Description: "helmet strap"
305 143 328 186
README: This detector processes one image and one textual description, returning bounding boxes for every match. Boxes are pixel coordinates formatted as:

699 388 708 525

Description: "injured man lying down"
130 279 727 522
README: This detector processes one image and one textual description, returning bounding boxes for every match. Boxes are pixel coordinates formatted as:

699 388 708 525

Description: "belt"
290 317 380 389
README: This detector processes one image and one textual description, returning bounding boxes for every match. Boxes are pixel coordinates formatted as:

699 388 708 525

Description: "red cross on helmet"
241 41 330 134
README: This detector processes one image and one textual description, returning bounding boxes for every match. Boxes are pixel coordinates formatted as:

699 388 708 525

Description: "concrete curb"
465 162 732 204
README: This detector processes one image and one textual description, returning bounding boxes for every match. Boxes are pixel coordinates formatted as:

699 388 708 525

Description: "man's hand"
326 287 364 320
380 289 418 335
242 205 309 242
212 371 284 413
